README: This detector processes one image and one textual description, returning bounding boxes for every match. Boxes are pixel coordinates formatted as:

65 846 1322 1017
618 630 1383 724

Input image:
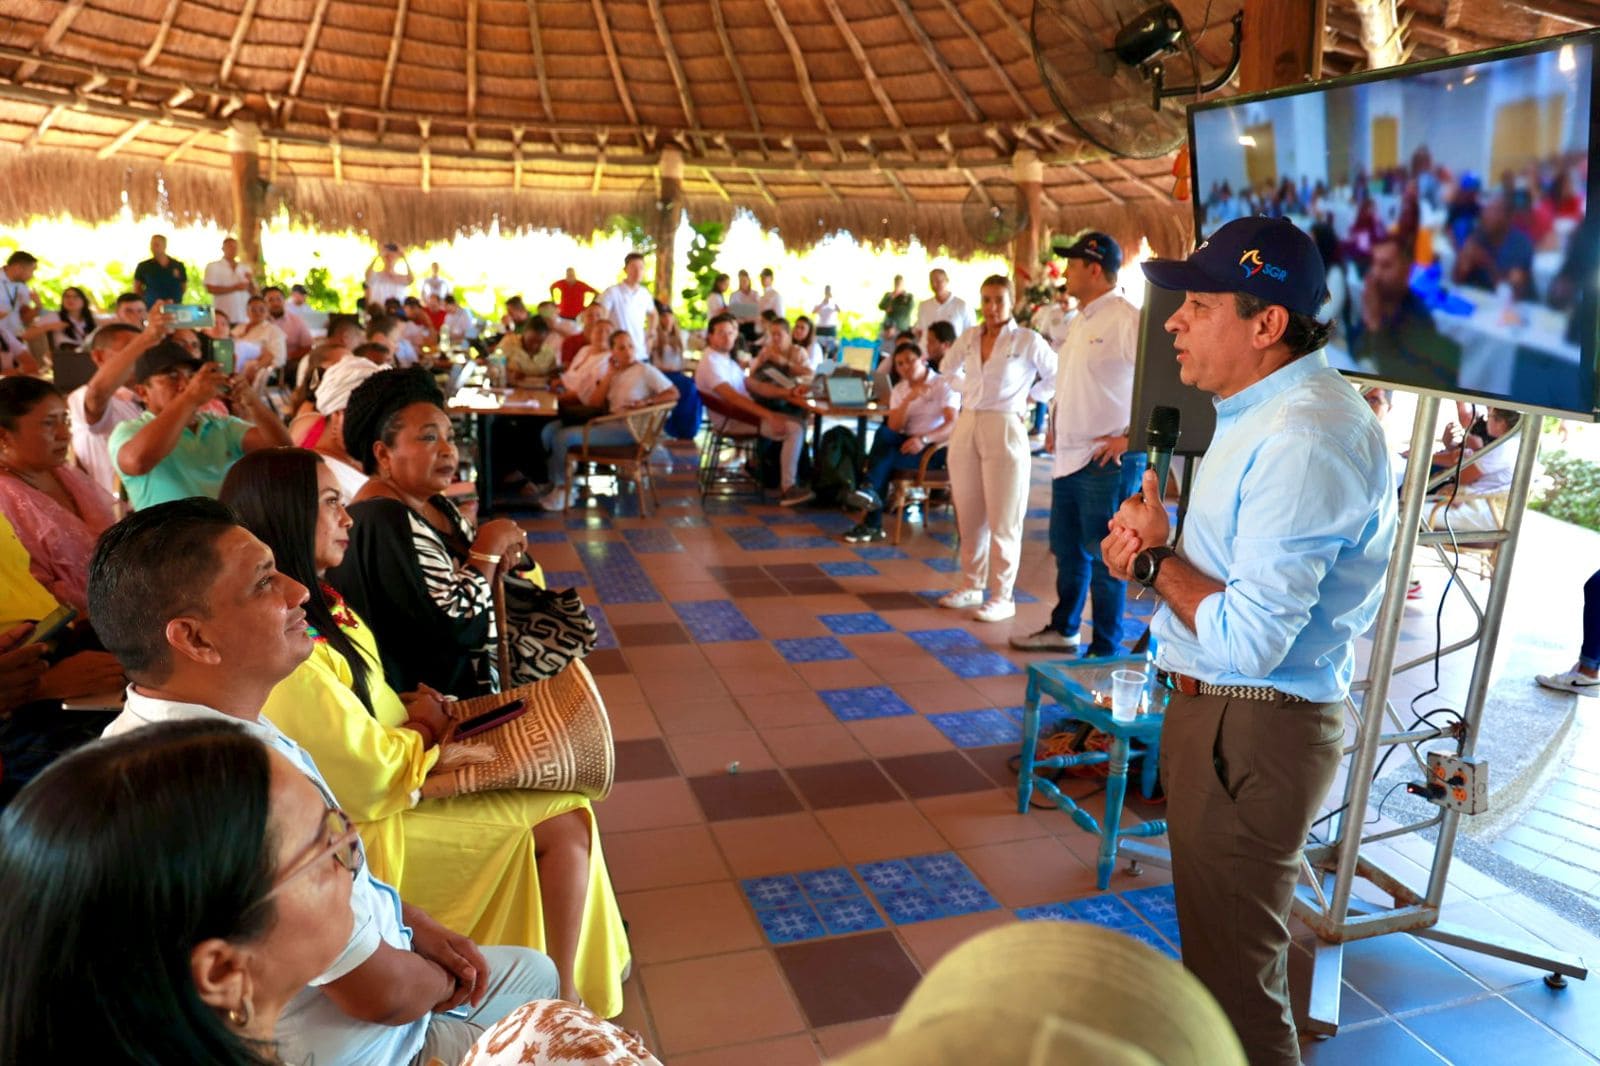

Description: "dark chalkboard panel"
1128 286 1216 457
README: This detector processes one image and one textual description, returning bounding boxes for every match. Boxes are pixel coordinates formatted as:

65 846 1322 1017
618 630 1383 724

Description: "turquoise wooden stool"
1017 655 1169 889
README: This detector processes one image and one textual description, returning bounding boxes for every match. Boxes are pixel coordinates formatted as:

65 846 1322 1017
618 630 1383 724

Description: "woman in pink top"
0 377 118 614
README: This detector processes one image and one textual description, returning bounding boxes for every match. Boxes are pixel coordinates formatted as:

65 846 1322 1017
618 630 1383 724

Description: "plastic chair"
885 442 951 544
564 400 676 516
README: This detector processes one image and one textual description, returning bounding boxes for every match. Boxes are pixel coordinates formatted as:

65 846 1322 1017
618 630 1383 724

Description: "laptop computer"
822 374 868 406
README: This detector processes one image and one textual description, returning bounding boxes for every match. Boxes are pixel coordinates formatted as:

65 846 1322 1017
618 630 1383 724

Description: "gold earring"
226 997 254 1028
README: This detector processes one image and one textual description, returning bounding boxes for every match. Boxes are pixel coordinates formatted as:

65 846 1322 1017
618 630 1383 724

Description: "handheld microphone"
1145 406 1181 505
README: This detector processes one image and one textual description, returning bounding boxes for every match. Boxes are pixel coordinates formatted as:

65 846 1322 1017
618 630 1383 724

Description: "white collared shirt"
103 689 429 1066
1050 290 1140 478
890 370 960 438
915 293 975 336
945 319 1057 414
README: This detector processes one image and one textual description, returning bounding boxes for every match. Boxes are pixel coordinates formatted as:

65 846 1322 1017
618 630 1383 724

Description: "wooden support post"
1011 149 1045 295
654 146 684 305
1240 0 1324 93
228 120 265 277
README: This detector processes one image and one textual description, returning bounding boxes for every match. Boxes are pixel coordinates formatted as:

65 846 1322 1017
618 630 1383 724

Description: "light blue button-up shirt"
1151 352 1397 703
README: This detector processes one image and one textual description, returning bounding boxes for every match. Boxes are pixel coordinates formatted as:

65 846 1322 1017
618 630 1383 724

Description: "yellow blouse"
0 512 59 630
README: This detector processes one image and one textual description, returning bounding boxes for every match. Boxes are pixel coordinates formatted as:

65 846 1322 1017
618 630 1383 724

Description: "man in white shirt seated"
203 237 254 325
597 253 655 358
539 330 678 511
694 313 813 506
841 342 959 543
443 295 479 348
233 295 288 382
89 500 562 1066
915 268 976 341
68 313 170 497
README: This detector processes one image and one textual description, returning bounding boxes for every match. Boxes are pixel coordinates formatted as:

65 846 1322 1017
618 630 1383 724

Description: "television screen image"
1189 34 1598 417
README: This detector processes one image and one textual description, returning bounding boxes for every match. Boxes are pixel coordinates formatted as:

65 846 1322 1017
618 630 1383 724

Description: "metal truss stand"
1294 395 1588 1037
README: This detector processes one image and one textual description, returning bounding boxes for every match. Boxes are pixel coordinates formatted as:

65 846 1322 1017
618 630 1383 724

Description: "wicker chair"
886 442 951 544
564 400 676 516
697 390 765 499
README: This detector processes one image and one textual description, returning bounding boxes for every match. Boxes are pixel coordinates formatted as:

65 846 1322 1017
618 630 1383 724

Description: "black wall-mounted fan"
962 178 1030 248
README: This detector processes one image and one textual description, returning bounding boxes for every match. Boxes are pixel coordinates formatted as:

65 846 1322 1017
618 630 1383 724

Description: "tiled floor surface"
523 442 1600 1064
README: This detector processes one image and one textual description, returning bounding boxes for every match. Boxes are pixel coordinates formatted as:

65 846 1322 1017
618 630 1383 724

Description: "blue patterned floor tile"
620 528 684 553
1121 884 1179 924
854 545 910 561
523 529 569 544
741 875 806 910
810 512 858 533
757 512 814 525
1026 507 1052 519
1014 589 1039 604
726 526 783 551
856 859 920 893
574 541 660 604
926 530 958 548
540 569 587 590
938 650 1023 679
776 535 839 550
586 604 618 650
818 612 894 636
820 685 916 721
926 708 1022 749
1025 529 1051 542
876 887 946 925
701 498 748 515
1016 902 1077 922
906 852 982 885
815 896 886 935
797 867 863 901
566 513 614 530
922 556 961 573
673 600 760 643
1153 919 1183 946
1067 895 1145 929
932 879 1001 916
1118 923 1181 958
819 560 879 577
756 904 830 944
774 636 854 663
663 513 712 528
905 628 984 653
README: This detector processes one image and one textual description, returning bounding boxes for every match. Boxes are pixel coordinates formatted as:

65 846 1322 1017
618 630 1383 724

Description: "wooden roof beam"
1349 0 1409 70
590 0 641 136
284 0 332 123
934 0 1035 117
760 0 841 161
709 0 769 159
887 0 984 124
822 0 917 157
1506 1 1597 26
747 170 779 208
465 0 479 147
523 0 555 123
646 0 701 147
985 0 1034 53
164 127 207 164
701 167 732 202
218 0 261 84
376 0 411 139
16 0 88 83
96 118 150 160
23 103 64 149
140 0 182 70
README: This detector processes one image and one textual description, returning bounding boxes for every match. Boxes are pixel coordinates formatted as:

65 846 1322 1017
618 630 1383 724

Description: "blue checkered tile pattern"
673 600 761 643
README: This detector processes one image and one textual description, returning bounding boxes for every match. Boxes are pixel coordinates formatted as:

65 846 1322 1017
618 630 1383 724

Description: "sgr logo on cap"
1239 249 1287 282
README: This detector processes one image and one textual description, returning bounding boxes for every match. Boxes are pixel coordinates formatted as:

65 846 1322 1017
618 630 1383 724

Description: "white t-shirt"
420 275 451 302
694 350 753 429
1050 291 1139 478
890 370 960 438
444 306 478 341
598 283 654 357
562 346 609 398
759 287 784 318
204 259 253 323
0 275 34 346
234 320 287 369
365 267 411 308
706 292 729 317
607 361 672 411
68 384 143 496
1467 434 1519 496
916 293 975 337
811 301 840 330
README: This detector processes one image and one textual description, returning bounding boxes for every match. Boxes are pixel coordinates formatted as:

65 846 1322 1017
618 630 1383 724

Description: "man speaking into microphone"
1101 216 1397 1065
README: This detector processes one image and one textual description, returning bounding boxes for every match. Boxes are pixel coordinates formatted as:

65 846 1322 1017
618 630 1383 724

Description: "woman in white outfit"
940 275 1057 622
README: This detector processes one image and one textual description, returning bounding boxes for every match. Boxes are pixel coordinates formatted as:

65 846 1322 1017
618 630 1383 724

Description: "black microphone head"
1147 405 1181 450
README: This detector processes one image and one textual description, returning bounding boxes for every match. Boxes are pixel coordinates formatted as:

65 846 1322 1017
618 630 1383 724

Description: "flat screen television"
1187 30 1600 419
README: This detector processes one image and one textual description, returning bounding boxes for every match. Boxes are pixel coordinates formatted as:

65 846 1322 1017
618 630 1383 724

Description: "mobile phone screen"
211 337 236 375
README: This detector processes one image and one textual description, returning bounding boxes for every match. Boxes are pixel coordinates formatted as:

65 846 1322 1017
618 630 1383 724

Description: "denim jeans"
862 425 944 529
1047 453 1147 655
1583 568 1600 670
544 422 637 486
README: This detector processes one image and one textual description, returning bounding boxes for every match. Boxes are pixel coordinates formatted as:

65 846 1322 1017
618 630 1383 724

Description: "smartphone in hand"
453 699 528 740
24 605 77 650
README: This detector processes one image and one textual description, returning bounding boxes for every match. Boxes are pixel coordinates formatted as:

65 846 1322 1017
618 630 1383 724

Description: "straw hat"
832 921 1246 1066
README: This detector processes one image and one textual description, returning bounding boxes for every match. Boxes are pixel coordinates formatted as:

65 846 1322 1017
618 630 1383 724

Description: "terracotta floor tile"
857 591 928 612
596 672 646 707
745 605 832 639
604 825 729 893
788 760 903 809
793 660 881 690
614 737 680 782
688 768 804 821
614 621 694 646
816 801 947 863
671 1036 822 1066
966 743 1023 788
639 670 733 708
648 695 749 735
862 649 947 684
667 729 777 776
760 722 869 767
963 674 1032 706
766 562 825 578
597 777 705 833
737 691 835 729
620 881 765 964
845 716 955 757
877 751 998 798
957 836 1095 908
718 663 813 697
602 602 680 625
775 931 922 1029
781 578 847 596
654 581 731 603
700 640 788 670
722 579 790 598
892 679 990 714
812 1017 894 1060
711 812 844 877
624 644 711 675
606 699 662 740
916 790 1052 849
641 950 807 1056
895 910 1017 972
708 564 767 581
612 972 658 1054
584 648 629 675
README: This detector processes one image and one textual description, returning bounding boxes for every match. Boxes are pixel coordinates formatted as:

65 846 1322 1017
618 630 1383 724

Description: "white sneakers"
936 587 1014 622
1536 668 1600 696
937 588 984 609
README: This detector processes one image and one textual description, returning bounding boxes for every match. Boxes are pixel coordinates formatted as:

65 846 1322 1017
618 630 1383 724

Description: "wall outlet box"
1426 752 1488 815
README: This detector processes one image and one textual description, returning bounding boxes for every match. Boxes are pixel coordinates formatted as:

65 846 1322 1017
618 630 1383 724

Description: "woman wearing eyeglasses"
0 719 359 1063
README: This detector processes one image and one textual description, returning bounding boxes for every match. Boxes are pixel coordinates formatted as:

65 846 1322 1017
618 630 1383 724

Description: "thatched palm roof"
0 0 1587 254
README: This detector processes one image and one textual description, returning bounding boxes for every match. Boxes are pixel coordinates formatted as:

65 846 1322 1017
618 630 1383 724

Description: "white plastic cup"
1110 670 1147 722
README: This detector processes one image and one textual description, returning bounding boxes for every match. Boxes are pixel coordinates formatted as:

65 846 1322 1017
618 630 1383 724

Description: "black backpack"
811 425 863 505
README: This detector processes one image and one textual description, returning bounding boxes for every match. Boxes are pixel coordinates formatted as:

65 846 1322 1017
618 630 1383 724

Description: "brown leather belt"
1157 670 1309 704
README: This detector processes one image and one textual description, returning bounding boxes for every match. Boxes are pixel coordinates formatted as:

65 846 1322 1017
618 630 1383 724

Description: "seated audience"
841 342 957 543
1350 236 1460 389
299 356 384 501
234 294 289 382
443 294 478 348
328 368 595 695
23 285 99 350
1453 196 1535 299
790 315 822 370
225 448 628 1014
1427 407 1521 531
90 499 562 1063
504 317 559 383
0 378 117 613
552 316 613 418
648 309 700 440
288 340 354 438
67 312 168 496
539 331 678 511
401 297 438 356
113 291 146 327
109 340 293 509
264 284 314 365
924 319 959 374
694 313 811 506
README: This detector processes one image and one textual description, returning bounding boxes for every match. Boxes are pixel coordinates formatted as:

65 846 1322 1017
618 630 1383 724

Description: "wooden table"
798 398 883 455
447 387 559 514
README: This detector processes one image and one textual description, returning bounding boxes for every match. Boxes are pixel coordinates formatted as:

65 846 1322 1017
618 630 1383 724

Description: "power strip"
1406 752 1488 815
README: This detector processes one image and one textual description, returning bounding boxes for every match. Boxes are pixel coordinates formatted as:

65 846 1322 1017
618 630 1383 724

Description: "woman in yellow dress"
220 446 629 1017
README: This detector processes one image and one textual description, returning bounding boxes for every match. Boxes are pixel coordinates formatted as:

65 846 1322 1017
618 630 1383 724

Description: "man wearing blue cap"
1101 216 1397 1065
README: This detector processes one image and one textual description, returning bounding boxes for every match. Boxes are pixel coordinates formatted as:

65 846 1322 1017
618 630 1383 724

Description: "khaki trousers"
1160 691 1345 1066
946 409 1031 601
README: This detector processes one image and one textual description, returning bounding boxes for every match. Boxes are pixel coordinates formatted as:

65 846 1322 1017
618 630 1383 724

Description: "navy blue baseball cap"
1141 216 1328 317
1055 231 1123 274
